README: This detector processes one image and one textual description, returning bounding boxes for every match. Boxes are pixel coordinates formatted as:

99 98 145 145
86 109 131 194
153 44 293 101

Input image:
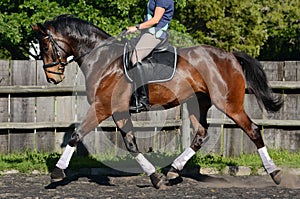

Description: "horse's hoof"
166 167 183 186
50 167 66 182
270 169 282 185
166 166 180 180
150 172 165 189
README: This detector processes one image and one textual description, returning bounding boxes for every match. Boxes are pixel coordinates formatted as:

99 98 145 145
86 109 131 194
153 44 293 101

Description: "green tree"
259 0 300 60
0 0 146 59
175 0 269 56
0 0 69 59
175 0 300 59
0 0 299 60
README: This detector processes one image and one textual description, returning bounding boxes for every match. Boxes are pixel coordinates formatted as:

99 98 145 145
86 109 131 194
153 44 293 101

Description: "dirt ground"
0 170 299 199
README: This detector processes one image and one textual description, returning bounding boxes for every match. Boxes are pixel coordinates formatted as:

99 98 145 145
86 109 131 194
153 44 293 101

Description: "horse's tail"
233 51 282 113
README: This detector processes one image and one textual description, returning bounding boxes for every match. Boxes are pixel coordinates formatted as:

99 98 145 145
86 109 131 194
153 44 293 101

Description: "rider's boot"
130 62 150 112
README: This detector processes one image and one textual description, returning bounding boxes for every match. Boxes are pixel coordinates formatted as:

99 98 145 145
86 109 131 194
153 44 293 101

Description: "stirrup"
129 101 150 113
139 97 150 109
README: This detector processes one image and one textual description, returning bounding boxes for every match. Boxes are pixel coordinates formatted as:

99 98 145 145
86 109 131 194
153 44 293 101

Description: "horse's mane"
44 14 111 41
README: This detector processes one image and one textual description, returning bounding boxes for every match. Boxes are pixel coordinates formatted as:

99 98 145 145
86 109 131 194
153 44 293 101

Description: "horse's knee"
68 131 83 147
123 132 139 156
120 119 134 133
113 112 133 133
190 129 208 151
113 112 138 156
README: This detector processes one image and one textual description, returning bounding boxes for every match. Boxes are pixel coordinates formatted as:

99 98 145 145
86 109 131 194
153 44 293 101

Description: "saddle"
123 36 177 83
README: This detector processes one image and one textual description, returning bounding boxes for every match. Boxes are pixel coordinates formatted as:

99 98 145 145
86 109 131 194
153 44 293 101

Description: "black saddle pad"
123 42 177 83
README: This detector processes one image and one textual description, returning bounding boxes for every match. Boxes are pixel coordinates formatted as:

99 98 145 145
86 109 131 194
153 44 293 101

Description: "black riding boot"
130 62 150 112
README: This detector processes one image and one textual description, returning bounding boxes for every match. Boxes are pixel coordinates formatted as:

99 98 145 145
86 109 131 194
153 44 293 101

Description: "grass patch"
0 151 59 174
0 149 299 174
188 149 300 172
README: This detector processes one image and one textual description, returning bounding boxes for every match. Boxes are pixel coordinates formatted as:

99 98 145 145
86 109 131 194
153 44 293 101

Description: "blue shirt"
145 0 174 39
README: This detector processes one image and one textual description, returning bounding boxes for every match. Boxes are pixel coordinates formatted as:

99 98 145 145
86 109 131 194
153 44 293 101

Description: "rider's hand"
127 26 138 33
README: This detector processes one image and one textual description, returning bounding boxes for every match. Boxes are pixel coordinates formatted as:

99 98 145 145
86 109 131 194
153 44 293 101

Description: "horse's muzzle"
47 76 64 84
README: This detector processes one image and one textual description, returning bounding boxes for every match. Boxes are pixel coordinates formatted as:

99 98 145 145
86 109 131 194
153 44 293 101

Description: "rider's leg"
130 33 161 112
131 33 162 65
130 62 150 112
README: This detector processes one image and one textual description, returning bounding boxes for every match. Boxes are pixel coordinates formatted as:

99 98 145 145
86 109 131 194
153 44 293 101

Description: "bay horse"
32 14 283 188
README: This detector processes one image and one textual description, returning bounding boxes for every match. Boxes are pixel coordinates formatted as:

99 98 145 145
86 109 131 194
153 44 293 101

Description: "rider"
127 0 174 112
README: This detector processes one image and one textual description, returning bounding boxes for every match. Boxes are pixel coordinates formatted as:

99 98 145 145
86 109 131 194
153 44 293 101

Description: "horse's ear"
31 23 47 35
31 24 39 32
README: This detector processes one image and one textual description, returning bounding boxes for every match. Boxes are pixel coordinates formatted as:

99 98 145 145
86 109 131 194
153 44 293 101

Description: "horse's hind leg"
166 114 209 182
112 112 165 189
223 105 282 185
167 95 211 182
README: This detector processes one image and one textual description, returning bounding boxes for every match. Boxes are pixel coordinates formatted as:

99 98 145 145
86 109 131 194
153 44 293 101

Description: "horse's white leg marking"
258 146 278 174
135 153 156 176
171 147 196 171
56 144 75 169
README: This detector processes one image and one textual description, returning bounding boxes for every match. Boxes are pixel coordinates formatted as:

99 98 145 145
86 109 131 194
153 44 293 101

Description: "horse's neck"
77 41 123 103
78 41 123 81
73 35 109 66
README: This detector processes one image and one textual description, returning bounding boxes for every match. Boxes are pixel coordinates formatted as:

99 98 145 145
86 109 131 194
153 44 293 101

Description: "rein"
43 29 128 74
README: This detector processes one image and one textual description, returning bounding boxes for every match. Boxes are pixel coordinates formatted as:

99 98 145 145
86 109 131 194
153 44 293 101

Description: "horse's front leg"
167 114 209 183
50 102 110 182
112 112 165 189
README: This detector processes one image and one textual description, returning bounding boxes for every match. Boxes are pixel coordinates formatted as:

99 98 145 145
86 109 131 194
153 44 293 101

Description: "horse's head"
32 15 113 84
32 23 72 84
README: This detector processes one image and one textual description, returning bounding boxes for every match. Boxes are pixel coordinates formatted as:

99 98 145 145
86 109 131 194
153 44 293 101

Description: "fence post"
180 103 191 151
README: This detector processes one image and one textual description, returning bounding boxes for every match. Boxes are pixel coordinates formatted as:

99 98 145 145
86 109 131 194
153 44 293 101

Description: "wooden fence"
0 60 299 157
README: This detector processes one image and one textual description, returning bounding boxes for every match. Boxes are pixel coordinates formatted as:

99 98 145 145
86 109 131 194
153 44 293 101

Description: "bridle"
41 30 72 75
42 29 128 75
43 30 89 75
